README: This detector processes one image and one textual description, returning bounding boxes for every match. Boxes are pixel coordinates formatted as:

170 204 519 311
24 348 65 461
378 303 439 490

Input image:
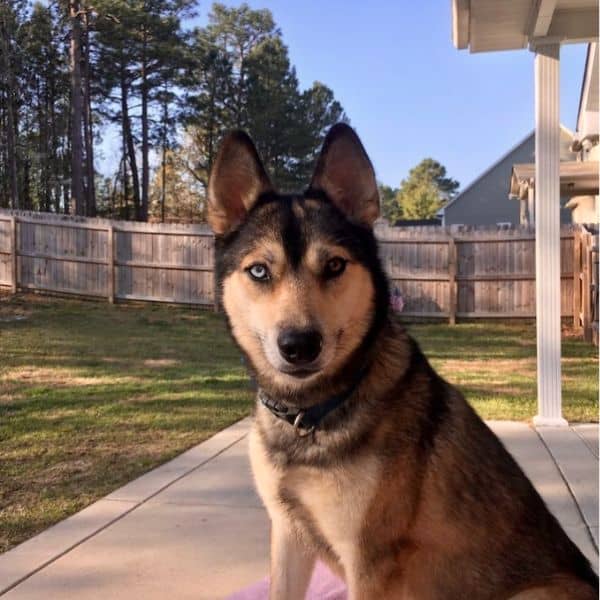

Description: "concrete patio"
0 418 597 599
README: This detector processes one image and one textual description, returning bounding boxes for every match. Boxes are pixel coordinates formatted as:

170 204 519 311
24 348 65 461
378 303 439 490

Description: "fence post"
212 236 219 313
582 232 592 343
448 236 457 325
572 228 581 330
592 241 599 346
107 225 115 304
10 216 17 294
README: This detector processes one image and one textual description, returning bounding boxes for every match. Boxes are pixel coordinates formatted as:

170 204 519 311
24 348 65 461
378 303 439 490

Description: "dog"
207 124 598 599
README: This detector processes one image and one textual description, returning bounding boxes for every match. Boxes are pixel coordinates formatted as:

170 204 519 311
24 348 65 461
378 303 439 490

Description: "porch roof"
452 0 599 53
509 160 600 199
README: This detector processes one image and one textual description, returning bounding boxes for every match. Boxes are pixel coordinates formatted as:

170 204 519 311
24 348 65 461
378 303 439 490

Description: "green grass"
0 294 253 553
406 321 598 422
0 295 597 553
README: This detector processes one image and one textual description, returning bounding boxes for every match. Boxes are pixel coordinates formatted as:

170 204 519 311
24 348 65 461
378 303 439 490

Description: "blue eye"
247 263 270 281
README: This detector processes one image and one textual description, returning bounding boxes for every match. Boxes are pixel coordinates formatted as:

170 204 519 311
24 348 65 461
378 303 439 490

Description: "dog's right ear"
309 123 379 226
207 131 273 235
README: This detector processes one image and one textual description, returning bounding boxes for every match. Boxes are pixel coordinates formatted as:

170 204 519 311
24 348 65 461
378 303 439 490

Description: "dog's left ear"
309 123 379 225
207 131 274 235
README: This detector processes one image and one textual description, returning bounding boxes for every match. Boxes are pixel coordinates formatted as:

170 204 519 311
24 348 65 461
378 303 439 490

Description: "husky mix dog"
206 124 598 600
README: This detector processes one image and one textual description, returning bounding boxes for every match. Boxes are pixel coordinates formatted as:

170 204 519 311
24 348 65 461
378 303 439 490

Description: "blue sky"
100 1 588 192
195 1 587 191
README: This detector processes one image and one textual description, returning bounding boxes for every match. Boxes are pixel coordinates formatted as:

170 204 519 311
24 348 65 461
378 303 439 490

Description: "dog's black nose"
277 328 322 365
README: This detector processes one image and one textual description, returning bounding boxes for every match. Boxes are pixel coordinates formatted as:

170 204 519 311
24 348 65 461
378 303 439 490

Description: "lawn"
406 321 598 422
0 294 253 553
0 294 597 553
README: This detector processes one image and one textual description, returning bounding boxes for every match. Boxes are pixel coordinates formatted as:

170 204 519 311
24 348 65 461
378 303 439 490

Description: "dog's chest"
283 456 381 569
250 425 382 572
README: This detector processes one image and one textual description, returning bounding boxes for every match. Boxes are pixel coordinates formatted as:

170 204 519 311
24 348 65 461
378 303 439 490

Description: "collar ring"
293 411 315 438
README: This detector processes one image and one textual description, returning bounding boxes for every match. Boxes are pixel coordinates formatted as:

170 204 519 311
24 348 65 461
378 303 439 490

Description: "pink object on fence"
226 561 347 600
390 286 404 312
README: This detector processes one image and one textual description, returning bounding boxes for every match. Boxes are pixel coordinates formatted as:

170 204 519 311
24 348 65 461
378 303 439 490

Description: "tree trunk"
82 11 96 216
120 61 140 220
160 93 168 223
121 136 128 219
69 0 85 215
140 28 149 221
207 71 217 174
0 102 7 207
64 110 71 214
0 17 19 209
49 75 61 212
37 80 50 212
236 45 245 128
161 144 166 223
22 157 31 210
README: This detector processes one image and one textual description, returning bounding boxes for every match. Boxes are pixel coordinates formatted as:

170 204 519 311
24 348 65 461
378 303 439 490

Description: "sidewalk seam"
535 427 599 554
147 501 265 510
572 426 599 460
0 429 249 596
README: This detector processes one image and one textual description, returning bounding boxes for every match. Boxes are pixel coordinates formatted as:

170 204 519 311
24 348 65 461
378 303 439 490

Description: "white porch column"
533 44 567 427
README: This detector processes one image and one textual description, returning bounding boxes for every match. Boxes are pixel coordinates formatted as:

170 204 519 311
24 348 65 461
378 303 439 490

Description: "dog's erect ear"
207 131 273 235
309 123 379 225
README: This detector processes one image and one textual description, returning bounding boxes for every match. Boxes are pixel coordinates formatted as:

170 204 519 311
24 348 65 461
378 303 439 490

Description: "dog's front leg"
269 516 316 600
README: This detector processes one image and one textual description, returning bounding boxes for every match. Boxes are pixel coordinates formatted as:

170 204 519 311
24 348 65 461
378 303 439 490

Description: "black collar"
258 366 368 436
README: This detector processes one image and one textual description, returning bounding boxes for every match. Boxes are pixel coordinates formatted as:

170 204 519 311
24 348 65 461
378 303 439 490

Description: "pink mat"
227 561 347 600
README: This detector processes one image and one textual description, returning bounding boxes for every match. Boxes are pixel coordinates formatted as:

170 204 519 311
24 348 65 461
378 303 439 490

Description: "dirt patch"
143 358 180 368
0 366 142 390
436 358 536 375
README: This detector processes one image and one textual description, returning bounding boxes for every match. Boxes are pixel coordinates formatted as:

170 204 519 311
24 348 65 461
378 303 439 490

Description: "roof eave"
453 1 599 53
452 0 470 50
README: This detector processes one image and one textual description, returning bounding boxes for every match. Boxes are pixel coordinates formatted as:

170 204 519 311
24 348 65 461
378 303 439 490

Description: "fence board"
0 218 11 286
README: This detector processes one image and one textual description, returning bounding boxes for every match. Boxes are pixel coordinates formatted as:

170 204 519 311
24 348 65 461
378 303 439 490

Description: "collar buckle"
293 411 316 438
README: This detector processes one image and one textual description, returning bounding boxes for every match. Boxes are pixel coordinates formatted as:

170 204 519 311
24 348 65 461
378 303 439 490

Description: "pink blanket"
227 561 347 600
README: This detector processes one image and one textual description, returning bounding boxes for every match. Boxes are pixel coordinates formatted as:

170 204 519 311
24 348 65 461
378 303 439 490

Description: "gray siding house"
442 126 575 226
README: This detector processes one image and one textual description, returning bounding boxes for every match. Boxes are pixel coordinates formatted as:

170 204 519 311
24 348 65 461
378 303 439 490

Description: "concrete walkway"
0 419 597 599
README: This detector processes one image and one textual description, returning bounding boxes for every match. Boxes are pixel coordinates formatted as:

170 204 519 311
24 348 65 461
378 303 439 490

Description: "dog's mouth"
277 365 321 379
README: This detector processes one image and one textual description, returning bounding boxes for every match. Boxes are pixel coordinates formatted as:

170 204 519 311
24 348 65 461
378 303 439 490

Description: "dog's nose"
277 328 322 365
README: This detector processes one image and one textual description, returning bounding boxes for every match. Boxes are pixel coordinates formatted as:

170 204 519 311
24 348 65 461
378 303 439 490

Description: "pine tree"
0 0 348 221
395 159 460 220
184 3 346 194
94 0 192 220
379 184 401 223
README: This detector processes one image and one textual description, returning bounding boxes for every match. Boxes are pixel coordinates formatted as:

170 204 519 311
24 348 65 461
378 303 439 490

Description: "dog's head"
208 124 388 395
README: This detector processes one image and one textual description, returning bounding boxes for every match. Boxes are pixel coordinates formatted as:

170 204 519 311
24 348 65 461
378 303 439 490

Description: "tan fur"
288 458 381 591
222 233 375 391
249 430 316 599
250 427 383 599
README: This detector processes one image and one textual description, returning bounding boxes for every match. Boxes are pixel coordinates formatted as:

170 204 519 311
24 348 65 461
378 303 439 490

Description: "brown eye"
324 257 347 279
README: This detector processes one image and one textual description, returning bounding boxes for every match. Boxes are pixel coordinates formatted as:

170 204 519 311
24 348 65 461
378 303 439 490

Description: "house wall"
445 129 575 226
444 136 535 226
569 195 599 224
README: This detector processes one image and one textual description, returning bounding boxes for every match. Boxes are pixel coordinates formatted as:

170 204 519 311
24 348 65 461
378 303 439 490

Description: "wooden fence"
373 223 577 323
572 224 599 343
0 210 595 330
0 210 215 307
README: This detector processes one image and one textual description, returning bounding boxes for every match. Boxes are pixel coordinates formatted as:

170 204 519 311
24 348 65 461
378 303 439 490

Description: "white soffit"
452 0 599 53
